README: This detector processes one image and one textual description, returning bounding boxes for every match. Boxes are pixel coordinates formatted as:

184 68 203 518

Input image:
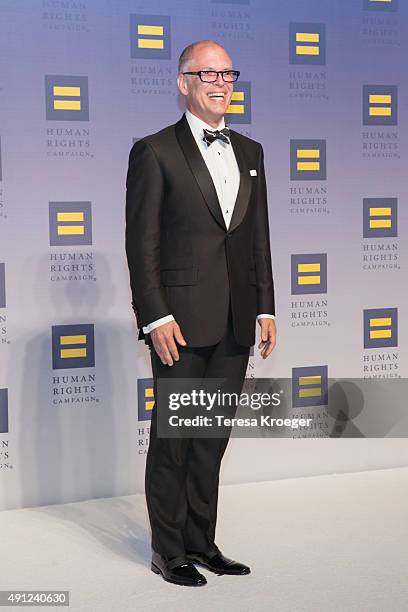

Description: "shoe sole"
189 559 251 576
151 562 207 586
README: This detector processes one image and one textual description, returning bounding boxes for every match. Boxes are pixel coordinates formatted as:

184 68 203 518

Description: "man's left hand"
257 318 277 359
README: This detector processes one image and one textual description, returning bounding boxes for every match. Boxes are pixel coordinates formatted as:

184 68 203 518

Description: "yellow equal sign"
57 211 85 235
297 262 321 286
145 387 155 411
60 334 87 359
296 148 320 171
369 94 392 117
137 24 164 49
369 317 392 339
298 375 322 398
226 91 245 114
369 207 392 229
53 85 81 111
296 32 320 56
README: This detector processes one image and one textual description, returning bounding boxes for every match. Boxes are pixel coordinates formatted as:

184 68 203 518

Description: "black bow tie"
203 127 231 146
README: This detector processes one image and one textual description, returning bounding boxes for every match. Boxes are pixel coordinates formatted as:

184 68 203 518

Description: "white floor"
1 467 408 612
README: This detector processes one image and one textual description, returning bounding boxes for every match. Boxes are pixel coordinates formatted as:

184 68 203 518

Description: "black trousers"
145 302 250 558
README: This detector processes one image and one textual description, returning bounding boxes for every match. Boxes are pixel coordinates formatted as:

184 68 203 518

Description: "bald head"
178 40 230 73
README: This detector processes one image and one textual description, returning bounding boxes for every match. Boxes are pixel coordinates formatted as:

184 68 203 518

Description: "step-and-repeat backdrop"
0 0 406 510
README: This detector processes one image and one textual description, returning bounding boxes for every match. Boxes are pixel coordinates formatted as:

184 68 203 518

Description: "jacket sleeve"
253 144 275 316
125 138 172 328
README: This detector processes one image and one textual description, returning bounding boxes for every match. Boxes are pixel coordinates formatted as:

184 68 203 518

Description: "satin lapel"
228 130 252 233
175 114 227 231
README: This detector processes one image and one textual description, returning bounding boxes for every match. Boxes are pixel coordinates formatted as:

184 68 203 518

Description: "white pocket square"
250 169 257 176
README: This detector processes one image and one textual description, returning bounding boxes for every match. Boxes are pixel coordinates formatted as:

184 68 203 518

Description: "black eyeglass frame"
181 70 240 83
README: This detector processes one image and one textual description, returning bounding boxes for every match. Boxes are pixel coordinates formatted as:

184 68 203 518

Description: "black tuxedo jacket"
125 113 275 347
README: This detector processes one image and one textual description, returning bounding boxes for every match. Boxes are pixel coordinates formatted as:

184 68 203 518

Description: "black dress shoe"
150 552 207 586
186 550 251 575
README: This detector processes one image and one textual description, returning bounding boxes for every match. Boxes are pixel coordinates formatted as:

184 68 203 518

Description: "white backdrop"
0 0 407 511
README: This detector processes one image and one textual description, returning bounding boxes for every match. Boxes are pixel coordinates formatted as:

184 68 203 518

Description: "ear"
177 73 188 96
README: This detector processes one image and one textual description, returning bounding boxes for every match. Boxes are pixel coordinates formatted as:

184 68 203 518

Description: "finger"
262 339 276 358
261 322 275 342
174 325 187 346
166 335 180 362
161 349 174 366
265 344 274 357
155 340 174 366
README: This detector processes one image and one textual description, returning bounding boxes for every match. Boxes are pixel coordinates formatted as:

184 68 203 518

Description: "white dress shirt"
142 109 275 334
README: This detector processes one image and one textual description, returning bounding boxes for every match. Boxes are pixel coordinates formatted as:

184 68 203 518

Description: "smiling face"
177 42 234 128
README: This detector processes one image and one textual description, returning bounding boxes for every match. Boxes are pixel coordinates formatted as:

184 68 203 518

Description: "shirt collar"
185 109 226 143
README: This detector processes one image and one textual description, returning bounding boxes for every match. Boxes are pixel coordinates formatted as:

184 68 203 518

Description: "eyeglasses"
182 70 240 83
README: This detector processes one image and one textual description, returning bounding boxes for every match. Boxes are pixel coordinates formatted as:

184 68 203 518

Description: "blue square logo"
363 85 397 126
291 253 327 295
52 324 95 369
290 139 326 181
363 0 397 11
49 202 92 247
137 378 155 421
289 23 326 66
364 308 398 349
0 263 5 309
363 198 397 238
45 75 89 121
225 81 251 124
292 366 328 408
0 389 8 434
130 15 171 60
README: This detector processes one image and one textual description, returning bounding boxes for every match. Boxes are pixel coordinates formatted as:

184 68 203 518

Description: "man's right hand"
150 320 187 366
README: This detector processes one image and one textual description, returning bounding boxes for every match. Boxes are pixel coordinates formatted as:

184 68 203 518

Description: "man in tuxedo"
125 40 276 586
